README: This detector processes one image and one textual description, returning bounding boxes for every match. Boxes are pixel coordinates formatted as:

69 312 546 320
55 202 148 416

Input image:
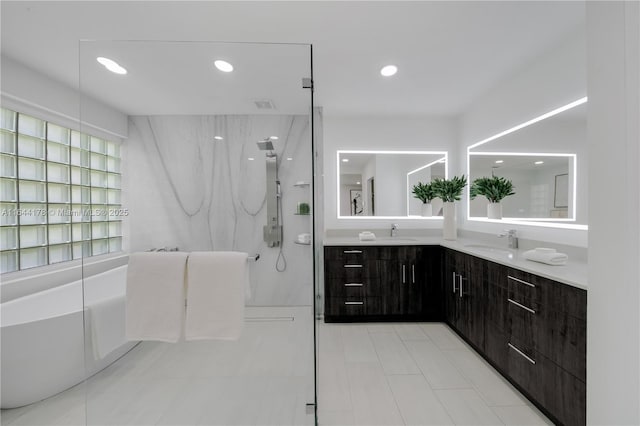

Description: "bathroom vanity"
323 238 587 426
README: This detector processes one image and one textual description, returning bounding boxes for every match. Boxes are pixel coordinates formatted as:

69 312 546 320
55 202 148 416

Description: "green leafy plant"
431 175 467 202
411 182 436 204
470 176 515 203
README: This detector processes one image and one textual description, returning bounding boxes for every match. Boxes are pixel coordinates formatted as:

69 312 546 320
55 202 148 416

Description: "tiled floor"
317 322 552 426
1 307 315 426
2 314 551 426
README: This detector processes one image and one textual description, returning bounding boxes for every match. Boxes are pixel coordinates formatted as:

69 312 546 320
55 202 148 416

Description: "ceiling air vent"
254 99 276 110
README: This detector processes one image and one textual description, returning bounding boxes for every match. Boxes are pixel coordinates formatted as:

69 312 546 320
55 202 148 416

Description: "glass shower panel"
80 40 316 426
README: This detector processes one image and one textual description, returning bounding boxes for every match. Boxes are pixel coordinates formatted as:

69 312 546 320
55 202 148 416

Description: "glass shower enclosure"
78 40 317 425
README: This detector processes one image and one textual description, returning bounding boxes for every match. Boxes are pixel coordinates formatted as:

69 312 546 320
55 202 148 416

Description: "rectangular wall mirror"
467 98 587 228
337 150 447 218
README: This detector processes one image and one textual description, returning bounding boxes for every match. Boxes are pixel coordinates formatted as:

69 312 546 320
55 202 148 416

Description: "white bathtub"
1 265 137 409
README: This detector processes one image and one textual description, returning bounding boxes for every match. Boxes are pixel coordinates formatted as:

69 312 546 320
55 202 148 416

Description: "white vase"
487 202 502 220
442 202 457 240
421 203 433 217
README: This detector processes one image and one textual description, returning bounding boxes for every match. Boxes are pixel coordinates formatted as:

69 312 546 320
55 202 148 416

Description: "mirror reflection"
467 100 587 225
338 151 447 218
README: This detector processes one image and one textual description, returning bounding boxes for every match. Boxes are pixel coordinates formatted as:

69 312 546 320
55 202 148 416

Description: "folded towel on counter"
359 231 376 241
185 251 248 341
125 252 188 343
90 294 126 359
523 248 568 266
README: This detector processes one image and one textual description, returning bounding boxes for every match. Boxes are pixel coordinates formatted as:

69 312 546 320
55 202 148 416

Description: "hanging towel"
125 252 188 342
523 248 568 266
90 294 126 359
185 251 248 341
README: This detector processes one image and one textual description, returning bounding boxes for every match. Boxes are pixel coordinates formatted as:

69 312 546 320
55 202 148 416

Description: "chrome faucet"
498 229 518 249
391 223 399 237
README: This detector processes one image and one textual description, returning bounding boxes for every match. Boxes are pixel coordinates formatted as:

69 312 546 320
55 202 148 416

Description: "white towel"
185 251 248 341
359 231 376 241
90 295 126 359
125 252 188 343
523 249 568 266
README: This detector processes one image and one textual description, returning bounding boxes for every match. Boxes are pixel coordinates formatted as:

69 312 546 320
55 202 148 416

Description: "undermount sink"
376 237 418 242
464 243 514 257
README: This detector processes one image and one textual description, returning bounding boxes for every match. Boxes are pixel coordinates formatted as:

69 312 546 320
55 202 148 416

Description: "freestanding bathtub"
1 265 138 409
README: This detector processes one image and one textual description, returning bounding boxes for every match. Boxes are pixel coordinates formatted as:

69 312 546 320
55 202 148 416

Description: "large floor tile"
420 323 468 350
370 332 420 375
346 362 404 426
435 388 504 425
405 339 472 389
492 405 554 426
444 349 528 406
317 409 356 426
387 374 454 426
341 326 379 363
393 323 428 341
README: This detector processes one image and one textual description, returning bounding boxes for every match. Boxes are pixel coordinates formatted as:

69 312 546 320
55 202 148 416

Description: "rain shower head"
257 139 274 151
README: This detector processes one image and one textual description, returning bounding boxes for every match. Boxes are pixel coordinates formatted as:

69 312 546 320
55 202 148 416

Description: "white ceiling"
0 1 585 116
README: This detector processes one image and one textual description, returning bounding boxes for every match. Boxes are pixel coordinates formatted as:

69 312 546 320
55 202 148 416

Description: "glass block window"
0 108 124 273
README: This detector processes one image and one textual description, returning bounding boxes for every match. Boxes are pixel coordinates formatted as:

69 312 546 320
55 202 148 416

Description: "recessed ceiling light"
270 136 279 140
213 136 223 140
535 161 544 165
495 160 504 164
380 65 398 77
356 181 361 185
286 157 293 161
342 158 349 162
96 57 127 75
248 157 255 161
214 60 234 73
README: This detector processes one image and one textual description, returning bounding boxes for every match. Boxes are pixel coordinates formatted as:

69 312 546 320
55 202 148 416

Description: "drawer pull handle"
344 301 364 305
402 264 406 284
508 275 536 288
452 272 458 293
459 274 464 299
343 250 363 254
508 343 536 365
412 264 415 284
344 283 363 287
344 264 363 268
507 298 536 314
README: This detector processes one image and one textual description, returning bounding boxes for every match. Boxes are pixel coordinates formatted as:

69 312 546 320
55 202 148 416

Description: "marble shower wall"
123 114 313 306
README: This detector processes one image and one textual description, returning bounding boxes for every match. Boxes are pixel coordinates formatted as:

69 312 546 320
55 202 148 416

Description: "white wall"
1 55 128 140
586 1 640 424
323 115 456 230
458 26 588 247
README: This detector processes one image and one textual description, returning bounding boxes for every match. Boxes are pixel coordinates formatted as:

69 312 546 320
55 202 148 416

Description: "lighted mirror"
337 150 447 218
467 98 587 228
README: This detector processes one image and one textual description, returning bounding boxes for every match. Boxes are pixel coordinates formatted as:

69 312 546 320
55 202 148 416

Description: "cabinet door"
409 246 442 318
444 250 460 329
459 253 486 350
485 261 509 367
378 247 406 315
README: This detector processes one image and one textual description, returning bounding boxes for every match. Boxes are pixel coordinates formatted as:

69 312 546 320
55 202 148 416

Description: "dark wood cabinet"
484 261 509 367
324 243 586 425
442 250 586 426
324 245 441 322
444 249 485 350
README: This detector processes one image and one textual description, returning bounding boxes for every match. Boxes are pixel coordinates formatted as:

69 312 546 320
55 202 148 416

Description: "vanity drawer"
325 246 376 262
507 273 541 311
325 260 379 280
507 300 537 356
536 309 586 381
324 278 381 298
325 297 383 317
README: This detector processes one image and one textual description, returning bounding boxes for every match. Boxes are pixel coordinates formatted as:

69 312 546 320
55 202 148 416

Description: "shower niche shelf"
294 240 311 245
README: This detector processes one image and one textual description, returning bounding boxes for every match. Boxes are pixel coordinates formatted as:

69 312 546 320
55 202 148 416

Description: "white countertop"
323 236 588 290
